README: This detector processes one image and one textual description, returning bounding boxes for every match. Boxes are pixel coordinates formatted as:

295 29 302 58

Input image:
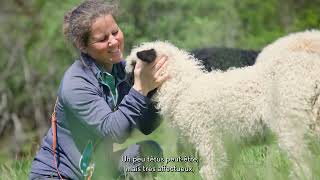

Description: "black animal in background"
192 47 260 72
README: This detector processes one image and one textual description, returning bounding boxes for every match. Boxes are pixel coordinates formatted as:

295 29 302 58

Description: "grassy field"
0 121 319 180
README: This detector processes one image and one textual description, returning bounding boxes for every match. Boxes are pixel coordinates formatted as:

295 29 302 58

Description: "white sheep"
125 30 320 180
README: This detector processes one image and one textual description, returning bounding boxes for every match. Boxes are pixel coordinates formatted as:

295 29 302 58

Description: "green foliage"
118 0 243 50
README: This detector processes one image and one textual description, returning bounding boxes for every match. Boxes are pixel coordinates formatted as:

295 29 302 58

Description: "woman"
29 0 168 179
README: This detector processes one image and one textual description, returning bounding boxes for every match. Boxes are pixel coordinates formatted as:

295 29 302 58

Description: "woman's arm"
61 75 150 144
136 100 162 135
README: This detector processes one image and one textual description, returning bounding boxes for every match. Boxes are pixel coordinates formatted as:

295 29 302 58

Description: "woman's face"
85 14 124 71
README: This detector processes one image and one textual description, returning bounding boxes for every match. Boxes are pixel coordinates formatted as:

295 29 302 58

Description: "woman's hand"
133 55 169 96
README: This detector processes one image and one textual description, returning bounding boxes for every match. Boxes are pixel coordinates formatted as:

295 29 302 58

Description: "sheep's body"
125 30 320 180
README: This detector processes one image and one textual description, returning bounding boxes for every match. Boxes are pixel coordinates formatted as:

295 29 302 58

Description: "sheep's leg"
198 137 227 180
275 121 312 180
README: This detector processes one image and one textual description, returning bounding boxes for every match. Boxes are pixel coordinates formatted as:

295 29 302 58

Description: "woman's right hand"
133 55 169 96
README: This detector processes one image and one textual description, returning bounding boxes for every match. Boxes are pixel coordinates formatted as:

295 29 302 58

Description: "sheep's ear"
136 49 157 63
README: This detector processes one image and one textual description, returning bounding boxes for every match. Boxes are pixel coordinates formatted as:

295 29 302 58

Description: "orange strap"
51 98 64 180
51 98 93 180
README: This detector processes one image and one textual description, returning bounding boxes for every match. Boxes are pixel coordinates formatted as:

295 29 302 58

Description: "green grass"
0 158 32 180
1 122 319 180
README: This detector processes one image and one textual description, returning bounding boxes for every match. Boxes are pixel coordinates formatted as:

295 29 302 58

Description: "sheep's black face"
127 48 158 98
137 48 157 63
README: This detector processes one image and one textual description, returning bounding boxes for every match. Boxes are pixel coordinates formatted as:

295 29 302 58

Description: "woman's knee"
137 140 163 158
116 140 163 179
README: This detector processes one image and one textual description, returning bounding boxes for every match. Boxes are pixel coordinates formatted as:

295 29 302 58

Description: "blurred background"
0 0 319 179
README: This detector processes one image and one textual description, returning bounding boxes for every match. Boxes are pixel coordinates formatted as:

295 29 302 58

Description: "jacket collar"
80 53 127 84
